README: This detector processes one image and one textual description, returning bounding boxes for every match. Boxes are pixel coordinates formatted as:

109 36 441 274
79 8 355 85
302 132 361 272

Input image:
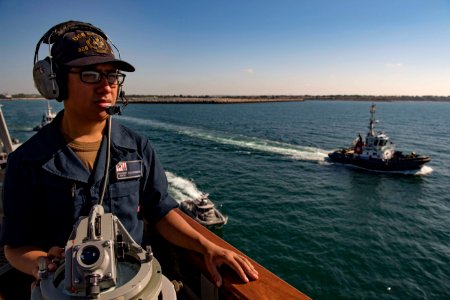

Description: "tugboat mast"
368 104 377 137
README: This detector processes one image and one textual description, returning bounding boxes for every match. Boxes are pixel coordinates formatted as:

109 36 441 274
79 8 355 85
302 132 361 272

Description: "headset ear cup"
33 57 60 100
53 63 68 102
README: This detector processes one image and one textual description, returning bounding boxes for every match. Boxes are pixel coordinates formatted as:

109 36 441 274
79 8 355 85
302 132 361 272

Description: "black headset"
33 20 115 102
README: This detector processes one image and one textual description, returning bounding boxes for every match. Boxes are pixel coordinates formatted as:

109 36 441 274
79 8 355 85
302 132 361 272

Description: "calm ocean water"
2 99 449 299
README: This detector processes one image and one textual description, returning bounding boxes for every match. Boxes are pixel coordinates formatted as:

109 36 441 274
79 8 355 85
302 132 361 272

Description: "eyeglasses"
69 70 126 85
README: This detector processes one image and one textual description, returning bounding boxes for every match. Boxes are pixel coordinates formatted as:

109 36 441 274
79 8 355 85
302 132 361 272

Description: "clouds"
385 63 404 68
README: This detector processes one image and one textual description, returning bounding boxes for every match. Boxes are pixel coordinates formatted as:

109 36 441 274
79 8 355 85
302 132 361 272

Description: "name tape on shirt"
115 160 142 180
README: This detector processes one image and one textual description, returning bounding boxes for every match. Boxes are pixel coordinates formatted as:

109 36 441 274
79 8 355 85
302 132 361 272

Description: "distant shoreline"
127 96 305 104
126 95 450 103
2 95 450 103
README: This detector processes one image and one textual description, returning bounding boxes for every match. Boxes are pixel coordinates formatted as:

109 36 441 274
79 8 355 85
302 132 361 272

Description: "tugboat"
328 104 431 171
33 101 56 131
180 193 228 228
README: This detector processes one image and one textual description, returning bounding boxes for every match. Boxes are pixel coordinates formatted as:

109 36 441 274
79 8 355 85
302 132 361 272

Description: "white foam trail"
381 165 434 176
345 164 433 175
118 116 328 162
166 171 203 203
409 165 433 176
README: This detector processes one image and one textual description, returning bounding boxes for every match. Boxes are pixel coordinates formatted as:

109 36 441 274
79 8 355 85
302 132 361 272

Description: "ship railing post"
0 105 13 154
200 273 218 300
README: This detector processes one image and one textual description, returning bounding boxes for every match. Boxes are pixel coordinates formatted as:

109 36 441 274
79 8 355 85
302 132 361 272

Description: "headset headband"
34 20 108 64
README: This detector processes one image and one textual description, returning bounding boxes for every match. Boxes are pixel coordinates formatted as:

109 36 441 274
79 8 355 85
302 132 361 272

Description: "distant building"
0 93 12 100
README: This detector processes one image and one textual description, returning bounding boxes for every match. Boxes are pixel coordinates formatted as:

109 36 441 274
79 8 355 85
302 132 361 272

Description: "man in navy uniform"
0 21 258 294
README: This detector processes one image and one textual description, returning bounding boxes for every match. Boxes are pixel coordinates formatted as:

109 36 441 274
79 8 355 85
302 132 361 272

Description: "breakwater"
126 96 305 104
126 95 450 103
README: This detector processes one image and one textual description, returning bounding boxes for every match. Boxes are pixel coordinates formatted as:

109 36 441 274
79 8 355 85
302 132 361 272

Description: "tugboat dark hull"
328 150 431 171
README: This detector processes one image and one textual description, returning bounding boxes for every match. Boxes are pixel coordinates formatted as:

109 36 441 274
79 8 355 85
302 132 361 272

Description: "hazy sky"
1 0 450 96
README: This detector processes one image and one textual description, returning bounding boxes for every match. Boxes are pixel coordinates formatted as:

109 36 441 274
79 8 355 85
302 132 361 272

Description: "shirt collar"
22 110 139 183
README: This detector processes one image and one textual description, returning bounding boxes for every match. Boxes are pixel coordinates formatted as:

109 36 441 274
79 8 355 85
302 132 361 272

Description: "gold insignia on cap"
85 33 112 54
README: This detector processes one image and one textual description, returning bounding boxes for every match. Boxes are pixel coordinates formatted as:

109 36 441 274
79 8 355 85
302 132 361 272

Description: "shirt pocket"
37 179 87 245
108 179 141 220
40 179 84 220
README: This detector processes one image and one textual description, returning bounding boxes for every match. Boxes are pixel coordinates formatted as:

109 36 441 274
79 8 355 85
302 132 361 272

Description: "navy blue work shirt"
0 111 178 250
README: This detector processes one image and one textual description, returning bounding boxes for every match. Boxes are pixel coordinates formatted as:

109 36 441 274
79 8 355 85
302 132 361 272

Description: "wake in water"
385 165 433 175
166 171 204 203
119 116 329 162
341 164 433 175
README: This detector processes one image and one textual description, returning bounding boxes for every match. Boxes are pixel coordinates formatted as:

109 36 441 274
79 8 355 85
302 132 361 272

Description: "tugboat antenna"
368 104 377 137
